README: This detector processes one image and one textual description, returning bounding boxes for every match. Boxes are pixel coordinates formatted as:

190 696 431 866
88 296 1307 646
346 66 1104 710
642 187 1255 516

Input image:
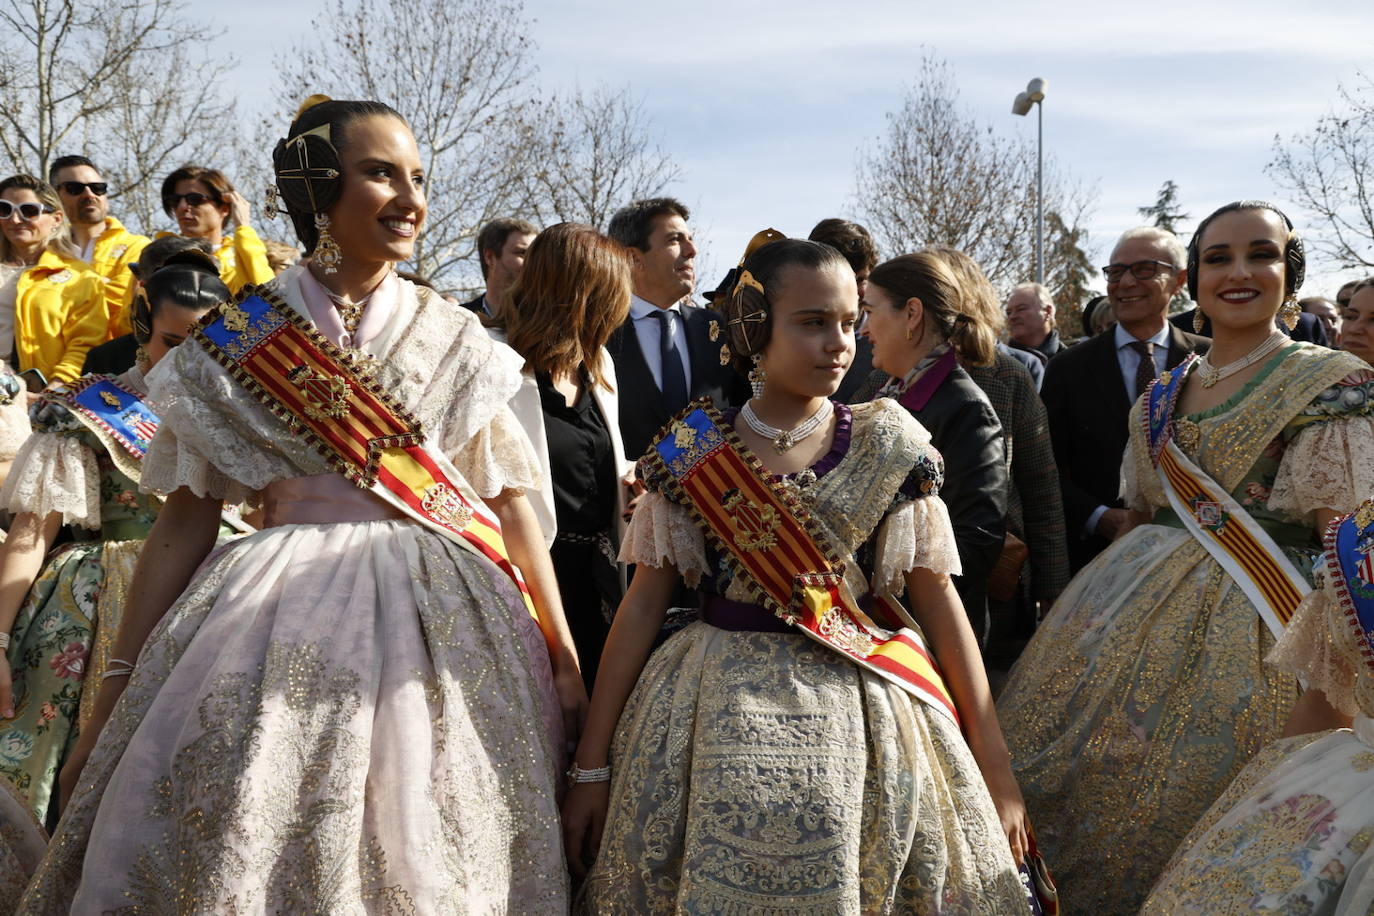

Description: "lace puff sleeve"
446 403 543 500
140 340 315 503
1267 571 1363 718
1268 374 1374 525
616 457 709 586
870 443 962 594
0 418 100 529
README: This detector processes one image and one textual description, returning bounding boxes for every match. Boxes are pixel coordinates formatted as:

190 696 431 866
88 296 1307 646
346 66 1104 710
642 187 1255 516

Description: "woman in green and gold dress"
996 201 1374 913
0 253 228 824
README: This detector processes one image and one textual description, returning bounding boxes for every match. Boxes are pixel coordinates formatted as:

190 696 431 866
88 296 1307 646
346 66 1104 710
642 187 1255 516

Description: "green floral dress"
0 368 157 822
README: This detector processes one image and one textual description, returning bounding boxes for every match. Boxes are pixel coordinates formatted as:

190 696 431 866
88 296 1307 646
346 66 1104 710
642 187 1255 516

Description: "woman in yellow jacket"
157 165 274 293
0 175 106 386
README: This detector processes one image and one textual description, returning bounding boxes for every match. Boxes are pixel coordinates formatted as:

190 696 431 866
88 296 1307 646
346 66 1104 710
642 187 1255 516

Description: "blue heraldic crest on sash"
67 376 160 459
201 293 284 359
654 407 725 480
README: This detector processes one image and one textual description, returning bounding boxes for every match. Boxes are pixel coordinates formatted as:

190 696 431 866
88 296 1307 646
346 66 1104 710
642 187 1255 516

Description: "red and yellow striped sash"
650 404 958 724
193 288 536 619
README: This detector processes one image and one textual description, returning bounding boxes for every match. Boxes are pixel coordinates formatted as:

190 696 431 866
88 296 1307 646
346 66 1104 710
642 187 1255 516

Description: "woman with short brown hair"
497 222 634 688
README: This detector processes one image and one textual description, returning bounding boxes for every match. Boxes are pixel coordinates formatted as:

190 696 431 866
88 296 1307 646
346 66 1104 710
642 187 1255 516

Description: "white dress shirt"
629 294 692 393
1114 321 1171 402
1084 322 1173 537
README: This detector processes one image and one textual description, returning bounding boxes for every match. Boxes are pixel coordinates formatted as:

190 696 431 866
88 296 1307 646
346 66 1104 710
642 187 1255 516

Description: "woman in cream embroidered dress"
17 98 586 913
0 254 228 829
563 238 1031 914
1142 499 1374 914
996 202 1374 913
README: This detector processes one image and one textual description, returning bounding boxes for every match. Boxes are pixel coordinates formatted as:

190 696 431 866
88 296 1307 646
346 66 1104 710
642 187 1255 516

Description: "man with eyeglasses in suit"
1041 226 1210 572
49 155 149 339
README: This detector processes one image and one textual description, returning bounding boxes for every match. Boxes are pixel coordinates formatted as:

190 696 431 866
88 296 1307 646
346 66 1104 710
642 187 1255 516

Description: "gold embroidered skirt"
996 523 1302 914
18 520 567 914
582 621 1028 915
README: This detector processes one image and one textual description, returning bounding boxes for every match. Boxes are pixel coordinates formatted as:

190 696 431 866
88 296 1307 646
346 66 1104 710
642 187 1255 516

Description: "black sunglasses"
0 201 54 221
163 191 216 210
58 181 107 196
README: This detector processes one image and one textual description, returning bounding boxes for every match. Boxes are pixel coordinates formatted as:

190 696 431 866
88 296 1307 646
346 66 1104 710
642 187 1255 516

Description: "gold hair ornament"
732 269 765 299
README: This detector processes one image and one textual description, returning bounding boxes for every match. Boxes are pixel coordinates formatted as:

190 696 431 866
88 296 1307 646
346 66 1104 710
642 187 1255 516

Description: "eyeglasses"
0 201 54 221
58 181 107 196
163 192 215 210
1102 259 1177 283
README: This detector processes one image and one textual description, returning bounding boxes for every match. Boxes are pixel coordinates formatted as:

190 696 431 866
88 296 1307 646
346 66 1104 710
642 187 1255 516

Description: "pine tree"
1138 180 1189 235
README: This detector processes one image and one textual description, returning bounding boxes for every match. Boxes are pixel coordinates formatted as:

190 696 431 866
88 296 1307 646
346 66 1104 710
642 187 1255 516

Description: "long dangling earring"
135 345 151 370
313 212 342 275
1192 308 1206 335
1279 296 1301 331
749 353 767 398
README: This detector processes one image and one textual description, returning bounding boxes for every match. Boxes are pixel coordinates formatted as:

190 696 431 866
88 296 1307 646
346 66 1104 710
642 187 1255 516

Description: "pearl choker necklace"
741 399 834 454
1196 332 1287 388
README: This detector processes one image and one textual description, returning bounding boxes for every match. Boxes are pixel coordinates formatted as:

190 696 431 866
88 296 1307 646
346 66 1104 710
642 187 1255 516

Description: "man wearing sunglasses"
1040 226 1210 572
49 155 149 339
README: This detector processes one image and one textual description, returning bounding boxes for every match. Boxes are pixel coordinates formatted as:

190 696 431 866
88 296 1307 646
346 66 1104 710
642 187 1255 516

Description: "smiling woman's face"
1195 208 1289 335
325 114 426 269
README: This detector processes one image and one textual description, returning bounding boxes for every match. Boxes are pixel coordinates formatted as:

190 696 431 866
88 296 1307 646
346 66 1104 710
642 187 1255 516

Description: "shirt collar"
1115 321 1170 351
630 293 682 320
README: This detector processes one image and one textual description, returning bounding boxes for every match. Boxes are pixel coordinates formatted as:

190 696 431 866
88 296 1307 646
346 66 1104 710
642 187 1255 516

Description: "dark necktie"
654 309 689 413
1129 339 1156 397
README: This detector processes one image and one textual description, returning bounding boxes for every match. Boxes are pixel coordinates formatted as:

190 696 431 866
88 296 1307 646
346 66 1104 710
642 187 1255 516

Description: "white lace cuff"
1269 416 1374 524
1267 586 1360 718
447 405 542 499
140 423 257 504
617 491 709 586
0 432 100 528
871 496 963 594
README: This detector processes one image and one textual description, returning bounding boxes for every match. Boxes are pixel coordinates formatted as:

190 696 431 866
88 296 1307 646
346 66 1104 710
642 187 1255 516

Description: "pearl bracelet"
566 763 611 785
0 632 9 650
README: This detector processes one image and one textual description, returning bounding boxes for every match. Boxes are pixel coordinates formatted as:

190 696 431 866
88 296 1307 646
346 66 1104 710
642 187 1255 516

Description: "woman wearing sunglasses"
0 175 107 388
156 165 274 294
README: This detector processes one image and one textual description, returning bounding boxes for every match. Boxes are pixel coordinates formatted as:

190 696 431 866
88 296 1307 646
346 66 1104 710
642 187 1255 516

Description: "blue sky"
217 0 1374 297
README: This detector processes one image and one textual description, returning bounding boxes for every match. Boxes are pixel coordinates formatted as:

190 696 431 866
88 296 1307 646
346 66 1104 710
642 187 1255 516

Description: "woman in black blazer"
855 251 1007 644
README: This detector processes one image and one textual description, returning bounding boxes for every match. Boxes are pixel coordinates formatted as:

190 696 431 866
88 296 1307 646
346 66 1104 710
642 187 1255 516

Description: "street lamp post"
1012 78 1048 285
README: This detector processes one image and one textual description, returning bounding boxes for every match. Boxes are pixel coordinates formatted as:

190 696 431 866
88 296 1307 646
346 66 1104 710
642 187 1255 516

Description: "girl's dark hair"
1186 200 1306 301
131 250 229 344
272 95 407 254
867 252 997 367
719 237 849 374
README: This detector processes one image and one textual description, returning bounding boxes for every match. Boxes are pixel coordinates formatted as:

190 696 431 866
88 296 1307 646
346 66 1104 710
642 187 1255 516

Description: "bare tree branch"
853 54 1097 303
0 0 240 236
1268 74 1374 271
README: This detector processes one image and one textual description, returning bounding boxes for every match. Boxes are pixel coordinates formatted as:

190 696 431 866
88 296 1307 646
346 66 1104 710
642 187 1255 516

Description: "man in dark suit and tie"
1042 226 1210 572
459 217 537 318
606 198 749 460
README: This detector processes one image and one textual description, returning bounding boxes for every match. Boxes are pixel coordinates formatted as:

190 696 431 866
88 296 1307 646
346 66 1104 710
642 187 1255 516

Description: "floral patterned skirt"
996 524 1304 914
1142 716 1374 914
581 622 1028 915
1 541 105 823
18 520 567 915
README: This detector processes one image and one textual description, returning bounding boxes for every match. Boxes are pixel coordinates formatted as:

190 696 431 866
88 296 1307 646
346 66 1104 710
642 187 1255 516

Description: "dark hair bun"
271 122 343 215
154 248 221 279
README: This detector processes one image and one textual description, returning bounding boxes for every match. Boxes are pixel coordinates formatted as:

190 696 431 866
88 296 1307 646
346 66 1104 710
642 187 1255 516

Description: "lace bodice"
140 270 542 505
620 399 960 603
1122 348 1374 536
